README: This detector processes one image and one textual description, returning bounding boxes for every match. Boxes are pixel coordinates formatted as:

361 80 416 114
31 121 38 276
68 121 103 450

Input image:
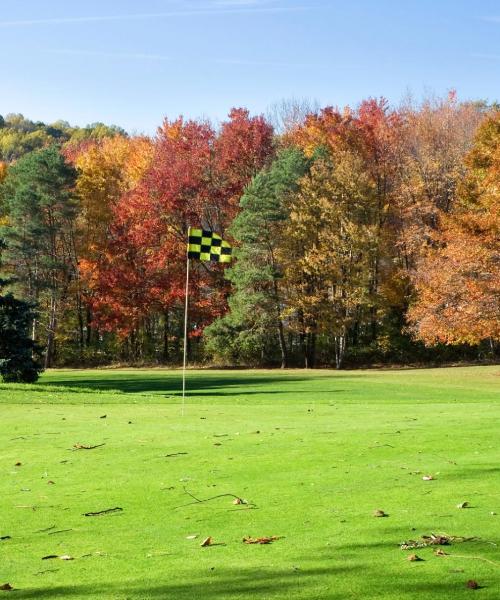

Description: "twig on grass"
175 488 253 509
48 529 73 535
35 525 56 533
369 443 395 448
448 554 500 568
165 452 188 458
83 507 123 517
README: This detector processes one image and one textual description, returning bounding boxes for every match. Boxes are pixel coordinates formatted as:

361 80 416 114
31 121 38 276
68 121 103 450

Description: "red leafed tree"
85 109 274 348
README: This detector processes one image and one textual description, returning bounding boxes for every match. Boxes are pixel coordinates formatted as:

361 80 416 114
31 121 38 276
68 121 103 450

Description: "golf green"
1 366 499 598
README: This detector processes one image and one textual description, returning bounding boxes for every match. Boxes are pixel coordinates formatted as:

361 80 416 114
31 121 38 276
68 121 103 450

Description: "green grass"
1 365 499 599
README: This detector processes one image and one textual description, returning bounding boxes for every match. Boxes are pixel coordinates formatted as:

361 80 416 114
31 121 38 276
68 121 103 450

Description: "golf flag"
187 227 232 263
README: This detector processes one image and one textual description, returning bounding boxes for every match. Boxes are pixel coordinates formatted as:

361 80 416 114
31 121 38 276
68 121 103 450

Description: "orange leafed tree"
408 110 500 345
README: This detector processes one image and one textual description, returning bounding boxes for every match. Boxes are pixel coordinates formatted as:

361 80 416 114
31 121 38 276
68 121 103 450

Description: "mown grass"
1 366 499 599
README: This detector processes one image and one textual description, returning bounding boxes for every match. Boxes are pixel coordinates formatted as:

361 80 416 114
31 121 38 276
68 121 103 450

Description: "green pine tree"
0 146 78 367
205 147 311 367
0 277 43 382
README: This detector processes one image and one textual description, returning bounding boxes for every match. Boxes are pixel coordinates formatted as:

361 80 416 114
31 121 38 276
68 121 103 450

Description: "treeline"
0 94 498 369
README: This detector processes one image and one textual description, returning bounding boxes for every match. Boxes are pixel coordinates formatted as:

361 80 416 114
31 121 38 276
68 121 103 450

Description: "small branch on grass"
369 444 395 448
83 507 123 517
448 554 500 568
174 488 253 509
35 569 60 576
165 452 188 458
35 525 56 533
48 529 73 535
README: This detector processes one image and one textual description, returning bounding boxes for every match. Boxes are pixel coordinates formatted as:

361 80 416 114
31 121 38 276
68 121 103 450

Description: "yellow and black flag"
187 227 232 263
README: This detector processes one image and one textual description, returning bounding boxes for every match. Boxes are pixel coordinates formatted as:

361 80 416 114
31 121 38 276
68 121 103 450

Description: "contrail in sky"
0 5 309 28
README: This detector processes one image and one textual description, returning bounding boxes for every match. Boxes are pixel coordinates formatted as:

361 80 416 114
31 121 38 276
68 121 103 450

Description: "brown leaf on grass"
201 537 213 547
373 509 387 518
47 481 55 485
0 583 13 591
243 536 281 545
232 497 247 505
467 580 479 590
14 462 22 467
401 533 451 550
73 443 105 450
422 534 450 546
434 548 448 556
407 554 423 562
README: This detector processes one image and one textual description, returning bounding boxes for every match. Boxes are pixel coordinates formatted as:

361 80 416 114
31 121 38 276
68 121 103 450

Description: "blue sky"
1 0 499 133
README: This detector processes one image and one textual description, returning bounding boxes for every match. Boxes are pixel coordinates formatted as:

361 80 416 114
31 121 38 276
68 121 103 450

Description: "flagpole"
182 255 190 416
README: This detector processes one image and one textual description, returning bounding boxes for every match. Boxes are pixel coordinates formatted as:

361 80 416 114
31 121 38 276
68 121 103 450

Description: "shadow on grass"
13 566 352 599
13 564 494 599
36 374 313 396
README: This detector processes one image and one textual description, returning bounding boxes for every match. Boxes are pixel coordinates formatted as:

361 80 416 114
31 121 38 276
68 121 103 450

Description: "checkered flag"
187 227 232 263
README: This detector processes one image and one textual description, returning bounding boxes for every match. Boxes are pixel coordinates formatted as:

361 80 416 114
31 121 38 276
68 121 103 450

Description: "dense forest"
0 93 498 369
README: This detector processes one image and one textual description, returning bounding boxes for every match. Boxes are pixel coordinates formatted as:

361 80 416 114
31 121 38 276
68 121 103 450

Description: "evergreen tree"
0 146 78 367
0 278 43 382
205 147 310 367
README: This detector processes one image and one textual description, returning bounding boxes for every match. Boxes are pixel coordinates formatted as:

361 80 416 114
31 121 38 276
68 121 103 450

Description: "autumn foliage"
0 96 497 367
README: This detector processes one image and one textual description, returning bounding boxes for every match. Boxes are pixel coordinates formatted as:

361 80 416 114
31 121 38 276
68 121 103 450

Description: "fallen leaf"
243 536 281 545
422 475 434 481
232 497 247 505
467 580 479 589
373 509 387 517
47 481 55 485
457 502 469 509
423 534 450 546
0 583 13 591
59 555 74 561
73 443 105 450
407 554 423 561
14 462 21 467
401 533 451 549
186 535 198 540
201 537 213 547
100 415 107 419
434 549 448 556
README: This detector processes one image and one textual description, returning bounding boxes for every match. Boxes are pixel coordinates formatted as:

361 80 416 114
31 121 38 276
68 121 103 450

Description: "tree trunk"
86 307 92 346
272 280 288 368
307 332 317 368
162 310 169 364
277 319 288 368
334 332 346 370
44 294 57 368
